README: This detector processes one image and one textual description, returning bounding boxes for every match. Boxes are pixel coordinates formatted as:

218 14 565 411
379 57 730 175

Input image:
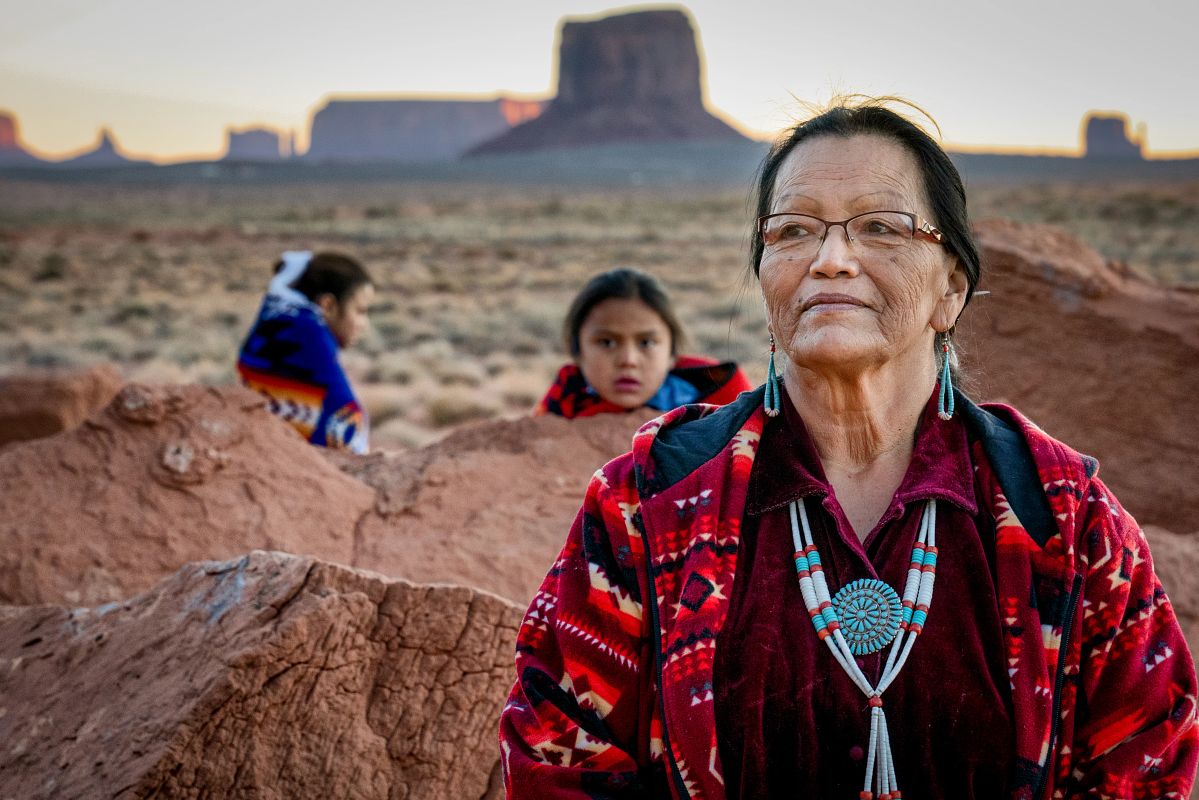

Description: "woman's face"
759 134 967 378
321 283 374 348
576 297 675 410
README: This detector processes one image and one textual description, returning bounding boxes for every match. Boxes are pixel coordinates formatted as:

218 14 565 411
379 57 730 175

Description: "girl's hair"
564 268 685 356
275 252 373 305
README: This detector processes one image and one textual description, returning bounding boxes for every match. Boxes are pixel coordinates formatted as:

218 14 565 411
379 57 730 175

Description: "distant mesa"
57 127 149 168
303 97 544 163
0 110 43 166
467 8 748 156
1083 112 1144 160
223 126 290 162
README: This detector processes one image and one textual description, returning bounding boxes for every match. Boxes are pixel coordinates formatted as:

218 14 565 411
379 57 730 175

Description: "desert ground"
1 176 1197 449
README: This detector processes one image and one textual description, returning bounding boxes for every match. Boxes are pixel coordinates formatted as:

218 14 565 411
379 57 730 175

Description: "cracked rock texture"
0 364 122 448
0 382 648 606
0 551 520 799
959 219 1199 532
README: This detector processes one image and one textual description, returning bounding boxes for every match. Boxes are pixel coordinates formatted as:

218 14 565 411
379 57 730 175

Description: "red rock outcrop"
469 8 746 155
327 409 653 604
0 383 375 606
0 551 518 799
960 219 1199 532
0 364 123 447
0 381 647 607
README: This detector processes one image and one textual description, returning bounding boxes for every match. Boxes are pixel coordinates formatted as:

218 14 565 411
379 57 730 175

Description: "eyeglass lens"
762 211 916 253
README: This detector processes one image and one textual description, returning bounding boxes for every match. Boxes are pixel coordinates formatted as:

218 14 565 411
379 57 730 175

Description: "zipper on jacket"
644 561 692 799
1033 573 1084 800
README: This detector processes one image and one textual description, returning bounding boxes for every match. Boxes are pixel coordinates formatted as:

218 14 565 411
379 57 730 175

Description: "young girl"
237 250 373 453
536 268 751 418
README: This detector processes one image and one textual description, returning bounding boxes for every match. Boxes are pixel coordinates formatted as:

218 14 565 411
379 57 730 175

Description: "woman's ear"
932 256 969 333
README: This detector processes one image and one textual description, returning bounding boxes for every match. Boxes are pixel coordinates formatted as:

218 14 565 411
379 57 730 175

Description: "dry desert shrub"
425 388 502 428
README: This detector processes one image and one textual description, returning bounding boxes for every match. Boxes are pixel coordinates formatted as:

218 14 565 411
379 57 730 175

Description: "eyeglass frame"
756 210 945 255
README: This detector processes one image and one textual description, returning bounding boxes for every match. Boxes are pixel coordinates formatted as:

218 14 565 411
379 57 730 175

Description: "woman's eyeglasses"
758 211 944 258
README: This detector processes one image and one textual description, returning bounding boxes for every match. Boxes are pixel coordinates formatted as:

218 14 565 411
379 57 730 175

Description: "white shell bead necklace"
788 497 939 800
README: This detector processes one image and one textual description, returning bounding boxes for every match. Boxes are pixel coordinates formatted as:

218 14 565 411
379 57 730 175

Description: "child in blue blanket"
237 251 374 453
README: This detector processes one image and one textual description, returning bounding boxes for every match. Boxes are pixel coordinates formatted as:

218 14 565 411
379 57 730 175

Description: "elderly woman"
498 101 1198 799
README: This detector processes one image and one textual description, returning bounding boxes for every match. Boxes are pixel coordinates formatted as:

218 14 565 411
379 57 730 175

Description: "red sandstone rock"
0 551 519 799
469 9 745 154
0 364 123 447
0 383 375 605
328 409 654 605
961 219 1199 532
0 381 647 607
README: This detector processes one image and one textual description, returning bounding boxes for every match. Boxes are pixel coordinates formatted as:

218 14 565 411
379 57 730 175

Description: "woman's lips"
801 293 867 313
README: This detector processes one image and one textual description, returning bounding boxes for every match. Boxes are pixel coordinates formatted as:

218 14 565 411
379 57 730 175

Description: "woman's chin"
785 334 881 374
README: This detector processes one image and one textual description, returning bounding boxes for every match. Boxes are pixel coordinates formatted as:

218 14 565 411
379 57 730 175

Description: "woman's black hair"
750 97 980 309
564 268 685 356
275 252 373 305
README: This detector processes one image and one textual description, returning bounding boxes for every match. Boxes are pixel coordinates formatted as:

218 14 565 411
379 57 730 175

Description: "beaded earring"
764 333 781 417
937 332 956 421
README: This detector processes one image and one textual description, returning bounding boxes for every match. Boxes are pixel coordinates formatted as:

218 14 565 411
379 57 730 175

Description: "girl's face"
576 297 675 410
320 283 374 348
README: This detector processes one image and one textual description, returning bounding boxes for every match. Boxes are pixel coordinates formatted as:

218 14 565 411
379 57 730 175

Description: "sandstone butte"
0 551 520 799
0 218 1197 797
468 8 746 155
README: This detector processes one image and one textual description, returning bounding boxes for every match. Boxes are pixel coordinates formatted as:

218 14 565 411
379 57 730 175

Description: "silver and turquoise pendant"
830 578 902 655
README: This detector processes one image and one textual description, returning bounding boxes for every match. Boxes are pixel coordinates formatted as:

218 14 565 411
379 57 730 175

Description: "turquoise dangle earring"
764 333 781 417
937 332 956 420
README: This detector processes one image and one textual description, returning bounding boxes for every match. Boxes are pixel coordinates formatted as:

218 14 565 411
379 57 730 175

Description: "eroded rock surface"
0 551 519 799
328 409 654 606
962 219 1199 531
0 363 122 447
0 383 375 605
0 382 646 607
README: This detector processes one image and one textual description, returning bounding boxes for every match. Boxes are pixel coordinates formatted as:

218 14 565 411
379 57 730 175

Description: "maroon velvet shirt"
713 386 1015 799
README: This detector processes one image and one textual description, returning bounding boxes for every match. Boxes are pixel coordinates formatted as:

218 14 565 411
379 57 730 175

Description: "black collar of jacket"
645 384 1063 548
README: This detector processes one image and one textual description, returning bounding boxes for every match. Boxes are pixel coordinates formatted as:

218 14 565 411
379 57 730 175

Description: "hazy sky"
2 0 1196 162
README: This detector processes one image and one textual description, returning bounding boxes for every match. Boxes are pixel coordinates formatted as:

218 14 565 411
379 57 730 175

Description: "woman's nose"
808 224 860 279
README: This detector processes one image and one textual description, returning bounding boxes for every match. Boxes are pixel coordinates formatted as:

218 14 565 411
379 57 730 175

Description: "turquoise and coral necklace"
788 497 940 800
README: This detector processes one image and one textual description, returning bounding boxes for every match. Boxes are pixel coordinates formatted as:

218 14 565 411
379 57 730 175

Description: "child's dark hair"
564 268 685 356
275 252 373 305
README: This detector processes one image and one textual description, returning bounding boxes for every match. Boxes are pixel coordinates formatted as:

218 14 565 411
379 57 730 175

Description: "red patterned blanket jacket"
499 387 1198 799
